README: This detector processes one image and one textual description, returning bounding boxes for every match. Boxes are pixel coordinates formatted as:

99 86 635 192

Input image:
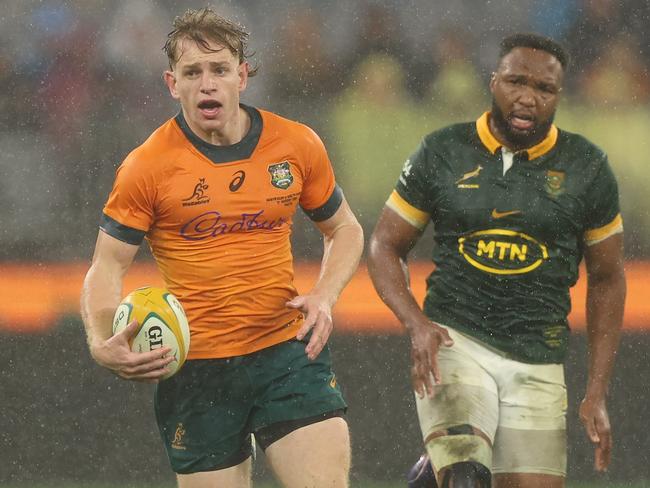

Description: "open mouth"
198 100 222 117
509 113 535 131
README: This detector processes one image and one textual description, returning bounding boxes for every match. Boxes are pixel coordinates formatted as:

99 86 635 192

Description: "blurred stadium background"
1 0 649 486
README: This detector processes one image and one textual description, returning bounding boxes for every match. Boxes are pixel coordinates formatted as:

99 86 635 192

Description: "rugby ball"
112 286 190 379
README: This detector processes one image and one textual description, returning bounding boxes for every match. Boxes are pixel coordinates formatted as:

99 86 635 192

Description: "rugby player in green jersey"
368 33 626 488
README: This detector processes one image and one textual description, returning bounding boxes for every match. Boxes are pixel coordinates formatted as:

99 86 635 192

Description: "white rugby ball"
112 286 190 379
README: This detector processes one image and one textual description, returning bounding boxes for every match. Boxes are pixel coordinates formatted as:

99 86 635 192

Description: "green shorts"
154 338 347 474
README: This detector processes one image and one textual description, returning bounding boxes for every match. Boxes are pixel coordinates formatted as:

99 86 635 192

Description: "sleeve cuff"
386 190 430 229
99 213 146 245
301 185 343 222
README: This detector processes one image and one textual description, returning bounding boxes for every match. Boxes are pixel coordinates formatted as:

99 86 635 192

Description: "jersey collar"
175 103 263 164
475 111 558 161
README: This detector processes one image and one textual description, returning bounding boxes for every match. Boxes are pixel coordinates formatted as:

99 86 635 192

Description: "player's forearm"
584 271 626 400
311 220 364 307
368 241 427 331
80 262 124 350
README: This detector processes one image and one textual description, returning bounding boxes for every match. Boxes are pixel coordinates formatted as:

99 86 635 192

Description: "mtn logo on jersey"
268 161 294 189
182 178 211 207
458 229 549 275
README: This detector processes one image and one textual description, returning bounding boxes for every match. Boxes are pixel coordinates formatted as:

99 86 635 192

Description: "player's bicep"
82 231 140 335
91 230 140 275
584 233 625 283
371 205 427 259
312 196 359 239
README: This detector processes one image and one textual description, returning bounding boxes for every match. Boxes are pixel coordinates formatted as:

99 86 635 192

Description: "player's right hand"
408 320 453 398
89 319 174 383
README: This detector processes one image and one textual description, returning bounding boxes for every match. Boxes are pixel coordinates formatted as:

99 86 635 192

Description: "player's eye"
538 84 558 95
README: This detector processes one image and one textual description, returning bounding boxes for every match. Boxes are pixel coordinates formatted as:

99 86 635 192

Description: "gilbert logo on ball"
112 286 190 379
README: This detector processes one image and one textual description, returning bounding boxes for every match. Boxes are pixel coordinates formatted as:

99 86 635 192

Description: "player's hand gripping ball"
112 286 190 379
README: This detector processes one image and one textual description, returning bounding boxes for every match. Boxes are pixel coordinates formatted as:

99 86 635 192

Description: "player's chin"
506 125 541 146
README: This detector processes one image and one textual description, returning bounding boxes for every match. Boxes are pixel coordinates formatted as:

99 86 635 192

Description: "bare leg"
265 416 350 488
493 473 564 488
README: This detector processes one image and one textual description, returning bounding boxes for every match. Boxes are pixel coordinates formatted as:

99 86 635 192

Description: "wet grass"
7 482 648 488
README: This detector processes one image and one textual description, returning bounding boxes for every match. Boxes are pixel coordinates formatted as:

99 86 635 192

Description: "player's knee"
425 425 492 475
440 461 491 488
407 453 438 488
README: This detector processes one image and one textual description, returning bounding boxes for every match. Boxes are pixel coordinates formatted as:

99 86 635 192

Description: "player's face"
164 38 248 143
489 47 563 150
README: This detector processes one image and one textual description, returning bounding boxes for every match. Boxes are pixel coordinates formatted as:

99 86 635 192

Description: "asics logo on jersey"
458 229 549 275
491 209 522 219
180 210 287 241
229 171 246 192
182 178 211 206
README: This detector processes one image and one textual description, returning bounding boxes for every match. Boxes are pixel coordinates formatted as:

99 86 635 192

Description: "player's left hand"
287 294 333 360
579 395 612 472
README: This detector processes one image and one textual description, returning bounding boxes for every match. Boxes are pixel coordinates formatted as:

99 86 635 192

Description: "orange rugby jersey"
101 105 342 359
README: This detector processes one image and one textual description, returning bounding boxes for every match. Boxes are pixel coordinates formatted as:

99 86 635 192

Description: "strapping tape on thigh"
425 434 492 472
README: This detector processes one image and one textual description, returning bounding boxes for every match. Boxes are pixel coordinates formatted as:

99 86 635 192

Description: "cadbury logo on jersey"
180 210 286 241
268 161 294 189
458 229 549 275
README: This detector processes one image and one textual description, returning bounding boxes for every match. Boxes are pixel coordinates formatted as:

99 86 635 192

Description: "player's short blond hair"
163 7 258 76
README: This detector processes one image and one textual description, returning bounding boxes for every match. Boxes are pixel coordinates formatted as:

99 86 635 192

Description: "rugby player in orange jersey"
80 8 363 488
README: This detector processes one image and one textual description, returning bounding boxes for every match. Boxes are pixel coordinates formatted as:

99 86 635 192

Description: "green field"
11 483 648 488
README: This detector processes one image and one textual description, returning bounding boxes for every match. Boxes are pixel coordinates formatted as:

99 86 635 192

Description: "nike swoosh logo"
491 209 522 219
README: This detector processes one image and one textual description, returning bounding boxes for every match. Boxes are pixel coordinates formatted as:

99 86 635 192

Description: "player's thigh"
248 337 347 436
493 359 567 477
155 358 254 475
416 328 500 470
493 472 564 488
264 416 350 488
248 339 349 487
177 457 252 488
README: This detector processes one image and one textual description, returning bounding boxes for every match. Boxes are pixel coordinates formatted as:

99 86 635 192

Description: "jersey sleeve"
298 126 342 222
386 140 435 229
100 153 156 245
583 156 623 245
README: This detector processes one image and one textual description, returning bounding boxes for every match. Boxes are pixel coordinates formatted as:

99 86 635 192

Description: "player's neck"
187 106 251 147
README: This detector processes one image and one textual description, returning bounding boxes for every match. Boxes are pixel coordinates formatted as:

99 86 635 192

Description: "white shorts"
416 327 567 476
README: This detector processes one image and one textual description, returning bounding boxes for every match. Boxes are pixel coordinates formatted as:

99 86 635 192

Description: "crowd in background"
1 0 649 261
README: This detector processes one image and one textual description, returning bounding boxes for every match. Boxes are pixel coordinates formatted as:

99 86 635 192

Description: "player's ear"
489 71 497 93
238 62 249 92
164 70 180 100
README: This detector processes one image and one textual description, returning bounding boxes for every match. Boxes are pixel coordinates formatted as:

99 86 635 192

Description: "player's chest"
156 154 305 231
434 152 585 239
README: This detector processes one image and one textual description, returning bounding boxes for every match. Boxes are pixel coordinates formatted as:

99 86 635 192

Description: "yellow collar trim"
475 111 558 160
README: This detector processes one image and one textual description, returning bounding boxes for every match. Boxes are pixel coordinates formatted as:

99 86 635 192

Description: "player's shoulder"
420 121 476 153
121 117 182 171
259 108 323 148
556 128 608 163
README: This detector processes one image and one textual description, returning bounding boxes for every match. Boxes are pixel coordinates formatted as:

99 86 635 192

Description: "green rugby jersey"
387 112 623 364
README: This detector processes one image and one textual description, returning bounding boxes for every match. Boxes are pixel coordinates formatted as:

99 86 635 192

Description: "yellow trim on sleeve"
475 112 558 160
584 214 624 245
386 191 430 229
